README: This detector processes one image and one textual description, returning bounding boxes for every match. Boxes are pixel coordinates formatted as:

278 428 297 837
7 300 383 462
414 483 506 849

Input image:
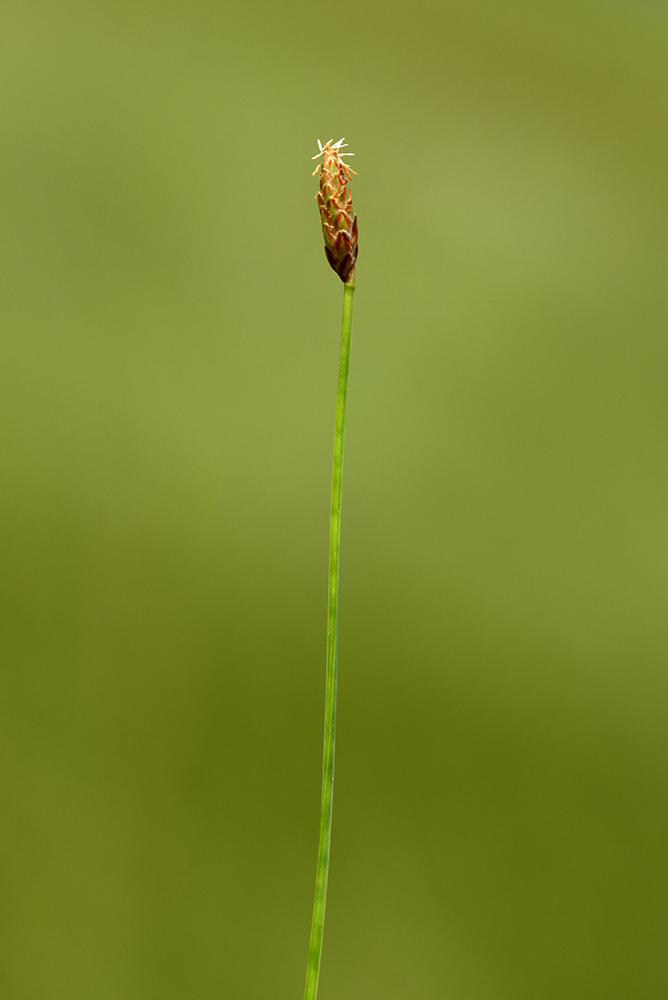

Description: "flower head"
312 138 358 283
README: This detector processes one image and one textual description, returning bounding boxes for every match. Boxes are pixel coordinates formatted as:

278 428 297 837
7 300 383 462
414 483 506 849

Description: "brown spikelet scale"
312 138 358 283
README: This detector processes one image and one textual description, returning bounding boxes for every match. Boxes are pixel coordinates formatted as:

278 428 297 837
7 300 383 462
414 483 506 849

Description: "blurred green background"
1 0 668 997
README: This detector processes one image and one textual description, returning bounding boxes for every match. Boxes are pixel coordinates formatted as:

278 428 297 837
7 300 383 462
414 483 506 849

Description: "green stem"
303 277 355 1000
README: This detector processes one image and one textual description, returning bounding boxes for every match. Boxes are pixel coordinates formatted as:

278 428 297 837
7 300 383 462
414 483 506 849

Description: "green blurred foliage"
1 1 667 997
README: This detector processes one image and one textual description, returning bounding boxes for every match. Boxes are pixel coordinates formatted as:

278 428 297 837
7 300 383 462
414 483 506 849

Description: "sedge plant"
303 138 358 1000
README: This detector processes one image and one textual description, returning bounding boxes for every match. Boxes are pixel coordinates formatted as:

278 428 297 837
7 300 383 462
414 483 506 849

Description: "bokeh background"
2 1 668 997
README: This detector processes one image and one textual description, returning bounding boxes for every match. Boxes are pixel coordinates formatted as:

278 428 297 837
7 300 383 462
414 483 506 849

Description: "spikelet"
312 138 358 284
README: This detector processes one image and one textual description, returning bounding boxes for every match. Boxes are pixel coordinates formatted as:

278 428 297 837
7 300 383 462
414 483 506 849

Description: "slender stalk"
303 276 355 1000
